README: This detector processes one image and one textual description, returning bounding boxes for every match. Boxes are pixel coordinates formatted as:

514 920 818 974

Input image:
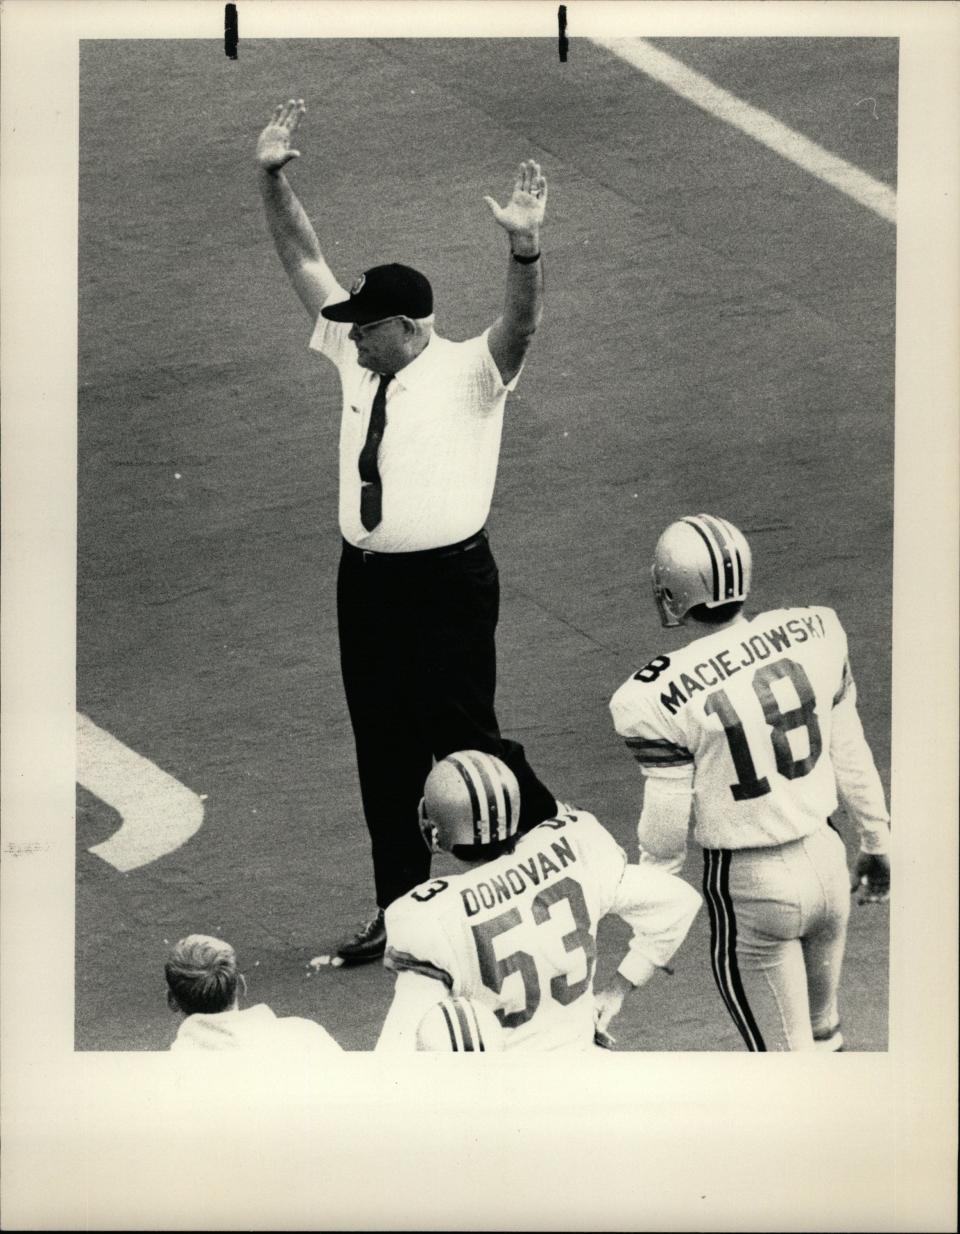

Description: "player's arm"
485 160 546 384
375 970 453 1051
376 900 457 1050
635 765 694 874
256 100 341 321
594 862 701 1042
610 681 694 871
830 665 891 903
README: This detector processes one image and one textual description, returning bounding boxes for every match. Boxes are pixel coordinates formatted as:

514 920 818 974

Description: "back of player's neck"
687 612 748 636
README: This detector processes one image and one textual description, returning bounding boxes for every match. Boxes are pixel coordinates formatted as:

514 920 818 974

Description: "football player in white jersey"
609 514 891 1052
375 750 701 1051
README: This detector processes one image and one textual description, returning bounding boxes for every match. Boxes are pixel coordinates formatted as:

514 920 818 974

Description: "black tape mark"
225 3 239 60
558 5 568 62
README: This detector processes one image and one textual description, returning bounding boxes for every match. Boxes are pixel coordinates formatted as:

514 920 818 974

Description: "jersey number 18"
704 658 823 801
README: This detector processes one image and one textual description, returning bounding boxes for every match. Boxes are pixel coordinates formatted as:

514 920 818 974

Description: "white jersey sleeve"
610 663 694 859
813 611 890 852
609 661 694 773
636 771 694 866
830 680 891 854
608 863 702 987
382 884 459 990
376 882 462 1051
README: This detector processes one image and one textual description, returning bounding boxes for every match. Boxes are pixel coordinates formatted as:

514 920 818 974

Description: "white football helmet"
651 514 752 628
416 996 504 1052
418 751 521 854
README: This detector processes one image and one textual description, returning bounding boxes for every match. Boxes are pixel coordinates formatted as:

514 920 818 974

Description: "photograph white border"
2 2 957 1229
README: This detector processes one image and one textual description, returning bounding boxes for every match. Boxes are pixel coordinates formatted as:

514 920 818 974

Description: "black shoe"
336 909 386 964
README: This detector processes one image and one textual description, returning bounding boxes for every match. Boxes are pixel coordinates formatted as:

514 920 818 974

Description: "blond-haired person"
165 934 341 1053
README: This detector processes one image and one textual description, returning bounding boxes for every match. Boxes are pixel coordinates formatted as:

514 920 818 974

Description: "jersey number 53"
470 876 596 1029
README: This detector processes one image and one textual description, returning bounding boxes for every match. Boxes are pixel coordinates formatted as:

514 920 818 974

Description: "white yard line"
591 37 896 224
77 713 205 872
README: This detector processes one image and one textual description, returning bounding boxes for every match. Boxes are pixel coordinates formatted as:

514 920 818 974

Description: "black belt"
342 529 487 564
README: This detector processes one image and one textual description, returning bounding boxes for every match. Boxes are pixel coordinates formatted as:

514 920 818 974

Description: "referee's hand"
257 99 306 172
484 159 548 238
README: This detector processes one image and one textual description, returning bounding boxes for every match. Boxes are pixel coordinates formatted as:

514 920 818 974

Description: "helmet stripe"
452 998 478 1050
705 514 746 599
698 513 737 600
447 755 486 842
441 751 518 848
468 754 498 844
447 752 500 844
710 515 744 598
439 1001 460 1050
473 750 512 840
683 517 721 601
692 514 745 603
428 999 489 1051
468 1003 486 1051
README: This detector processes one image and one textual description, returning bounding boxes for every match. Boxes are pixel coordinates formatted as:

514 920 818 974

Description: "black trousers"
336 530 557 909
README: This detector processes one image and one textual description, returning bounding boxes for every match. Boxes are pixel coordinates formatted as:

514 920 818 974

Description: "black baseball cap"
321 263 433 324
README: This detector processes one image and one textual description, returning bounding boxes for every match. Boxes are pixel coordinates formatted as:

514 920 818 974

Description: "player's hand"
594 1025 617 1050
852 851 890 905
484 160 547 241
257 99 306 172
594 975 632 1047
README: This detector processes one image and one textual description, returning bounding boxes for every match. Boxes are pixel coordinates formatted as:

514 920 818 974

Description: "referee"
257 101 557 962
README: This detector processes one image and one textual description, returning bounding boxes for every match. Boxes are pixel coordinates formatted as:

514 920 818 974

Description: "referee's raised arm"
256 100 341 320
485 160 548 384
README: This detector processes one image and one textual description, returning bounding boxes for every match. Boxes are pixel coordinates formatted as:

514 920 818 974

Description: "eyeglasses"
350 315 404 339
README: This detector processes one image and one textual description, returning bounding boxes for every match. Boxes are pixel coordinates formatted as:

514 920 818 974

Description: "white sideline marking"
591 38 896 224
77 713 205 871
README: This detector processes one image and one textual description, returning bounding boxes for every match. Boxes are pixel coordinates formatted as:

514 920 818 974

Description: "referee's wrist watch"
512 250 541 264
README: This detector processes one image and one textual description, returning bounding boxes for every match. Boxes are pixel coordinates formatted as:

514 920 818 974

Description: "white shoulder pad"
539 808 627 878
384 882 456 989
609 674 668 737
610 678 691 771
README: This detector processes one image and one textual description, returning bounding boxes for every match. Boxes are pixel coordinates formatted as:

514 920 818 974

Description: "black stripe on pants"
336 534 557 908
702 849 766 1051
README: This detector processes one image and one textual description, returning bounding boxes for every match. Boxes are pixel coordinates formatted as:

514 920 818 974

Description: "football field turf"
75 36 895 1051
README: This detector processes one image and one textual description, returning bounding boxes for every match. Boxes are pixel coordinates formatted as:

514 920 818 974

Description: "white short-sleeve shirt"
309 288 522 551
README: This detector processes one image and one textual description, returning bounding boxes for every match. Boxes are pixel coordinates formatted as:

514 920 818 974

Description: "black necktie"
358 374 393 532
